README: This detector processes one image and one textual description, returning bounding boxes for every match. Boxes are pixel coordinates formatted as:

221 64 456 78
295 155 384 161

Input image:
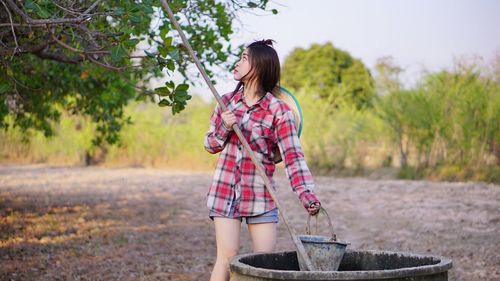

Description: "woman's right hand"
221 110 236 130
307 202 321 216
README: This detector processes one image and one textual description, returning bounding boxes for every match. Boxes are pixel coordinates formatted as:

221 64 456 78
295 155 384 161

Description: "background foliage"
0 0 275 150
0 2 498 183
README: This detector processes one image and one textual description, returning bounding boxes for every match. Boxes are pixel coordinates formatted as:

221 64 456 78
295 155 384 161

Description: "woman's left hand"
307 202 321 216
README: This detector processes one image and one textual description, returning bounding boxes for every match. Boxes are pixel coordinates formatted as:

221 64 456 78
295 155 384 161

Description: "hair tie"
255 39 276 47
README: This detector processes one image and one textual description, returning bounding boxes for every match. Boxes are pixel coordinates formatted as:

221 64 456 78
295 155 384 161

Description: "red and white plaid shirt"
204 88 320 217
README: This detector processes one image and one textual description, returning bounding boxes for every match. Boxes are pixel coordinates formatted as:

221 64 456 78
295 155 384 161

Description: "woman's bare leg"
210 217 241 281
248 222 277 252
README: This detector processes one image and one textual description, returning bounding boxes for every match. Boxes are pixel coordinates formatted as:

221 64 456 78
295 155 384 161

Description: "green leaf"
155 86 170 96
29 0 53 18
158 58 167 71
172 101 185 115
163 36 173 46
124 39 140 49
166 81 175 89
110 44 128 62
36 5 51 18
175 91 189 101
168 49 180 61
175 83 189 92
128 5 141 13
142 5 154 14
167 60 175 71
24 0 37 12
158 46 168 57
271 9 278 14
144 50 156 58
158 99 171 107
129 14 142 24
114 7 125 16
0 82 11 94
213 43 223 51
160 24 169 40
135 93 148 102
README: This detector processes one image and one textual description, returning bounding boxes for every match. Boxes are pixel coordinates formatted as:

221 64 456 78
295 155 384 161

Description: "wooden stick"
159 0 315 272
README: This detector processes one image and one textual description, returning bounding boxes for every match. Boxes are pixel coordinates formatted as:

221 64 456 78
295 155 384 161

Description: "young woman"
203 39 321 281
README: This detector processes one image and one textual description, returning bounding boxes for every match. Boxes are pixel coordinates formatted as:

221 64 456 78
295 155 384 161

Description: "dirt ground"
0 164 498 281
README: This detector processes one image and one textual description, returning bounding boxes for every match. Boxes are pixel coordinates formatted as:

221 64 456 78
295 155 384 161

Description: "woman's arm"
204 102 233 154
274 109 321 211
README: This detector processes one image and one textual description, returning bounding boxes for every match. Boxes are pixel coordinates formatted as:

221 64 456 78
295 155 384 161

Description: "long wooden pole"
159 0 315 271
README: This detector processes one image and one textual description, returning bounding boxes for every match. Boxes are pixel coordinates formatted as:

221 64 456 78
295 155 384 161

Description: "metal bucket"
297 207 349 271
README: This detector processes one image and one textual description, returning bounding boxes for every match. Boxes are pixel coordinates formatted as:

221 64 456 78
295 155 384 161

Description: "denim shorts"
209 208 279 224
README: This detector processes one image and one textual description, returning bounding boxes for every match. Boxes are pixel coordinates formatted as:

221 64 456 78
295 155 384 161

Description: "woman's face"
233 48 253 82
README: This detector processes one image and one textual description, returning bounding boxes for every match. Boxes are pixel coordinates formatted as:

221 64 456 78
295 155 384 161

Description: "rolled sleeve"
204 103 232 154
298 189 320 209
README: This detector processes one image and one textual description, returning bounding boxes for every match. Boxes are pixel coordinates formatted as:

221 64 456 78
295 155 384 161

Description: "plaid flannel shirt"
204 89 320 217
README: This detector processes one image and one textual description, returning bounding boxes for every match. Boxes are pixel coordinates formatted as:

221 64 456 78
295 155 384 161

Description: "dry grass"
1 164 499 280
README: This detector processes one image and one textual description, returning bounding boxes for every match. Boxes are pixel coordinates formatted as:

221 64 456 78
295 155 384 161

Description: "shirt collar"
233 88 272 110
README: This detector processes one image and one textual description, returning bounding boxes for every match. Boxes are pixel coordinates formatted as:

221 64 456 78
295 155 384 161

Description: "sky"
187 0 500 102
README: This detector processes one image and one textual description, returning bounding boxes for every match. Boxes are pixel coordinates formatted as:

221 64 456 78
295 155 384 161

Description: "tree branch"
0 22 46 27
35 50 83 64
85 53 125 72
4 0 92 25
52 1 82 16
1 0 19 57
48 26 84 53
3 0 31 24
82 0 103 15
0 42 47 55
70 23 101 48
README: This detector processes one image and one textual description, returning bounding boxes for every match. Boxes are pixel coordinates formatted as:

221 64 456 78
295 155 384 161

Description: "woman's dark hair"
232 39 280 97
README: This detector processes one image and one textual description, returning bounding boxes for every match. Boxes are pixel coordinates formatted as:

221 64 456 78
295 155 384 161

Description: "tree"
374 90 411 168
0 0 278 146
373 56 409 168
281 42 374 109
374 56 404 96
418 65 499 168
374 56 500 176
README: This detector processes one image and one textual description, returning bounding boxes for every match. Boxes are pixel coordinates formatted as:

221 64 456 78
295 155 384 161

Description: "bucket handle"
306 206 337 241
